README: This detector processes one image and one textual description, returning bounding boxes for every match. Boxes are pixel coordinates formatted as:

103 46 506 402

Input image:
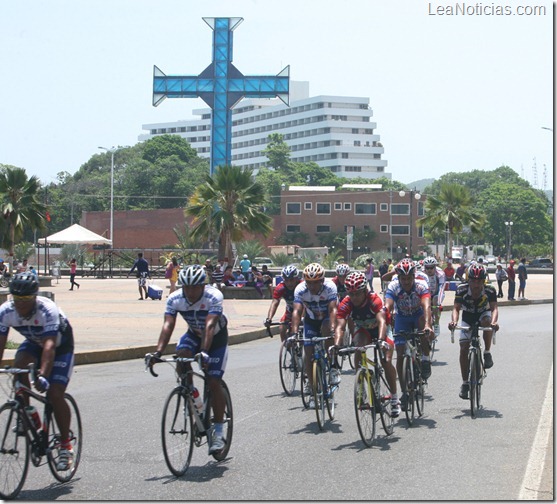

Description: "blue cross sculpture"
153 17 290 175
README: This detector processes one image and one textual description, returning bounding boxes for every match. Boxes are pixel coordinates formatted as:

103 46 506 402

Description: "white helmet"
179 265 206 286
335 263 351 276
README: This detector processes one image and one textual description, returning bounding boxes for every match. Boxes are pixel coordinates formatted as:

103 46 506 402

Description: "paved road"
8 304 553 500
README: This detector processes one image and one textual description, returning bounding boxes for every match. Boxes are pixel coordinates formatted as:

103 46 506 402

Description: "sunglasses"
12 295 35 301
425 266 435 270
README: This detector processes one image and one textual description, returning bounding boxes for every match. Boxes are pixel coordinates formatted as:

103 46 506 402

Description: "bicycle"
338 342 394 447
304 336 338 431
0 271 10 289
338 323 354 370
430 304 443 360
450 322 497 419
266 322 305 397
145 353 233 476
395 330 429 426
0 364 82 500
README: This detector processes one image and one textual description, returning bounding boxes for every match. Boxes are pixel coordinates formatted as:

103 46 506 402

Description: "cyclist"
448 264 499 400
264 265 301 342
0 273 75 471
290 263 338 407
334 272 400 417
331 263 350 300
147 265 229 454
422 256 446 337
384 259 433 411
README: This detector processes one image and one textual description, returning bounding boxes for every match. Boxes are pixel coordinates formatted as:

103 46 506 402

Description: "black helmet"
9 273 39 296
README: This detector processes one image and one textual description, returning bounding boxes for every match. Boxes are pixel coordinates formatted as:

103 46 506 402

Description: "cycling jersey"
331 276 348 299
424 266 446 302
385 277 430 317
454 282 497 325
293 279 337 321
0 296 75 385
337 292 383 331
272 280 300 314
165 284 228 348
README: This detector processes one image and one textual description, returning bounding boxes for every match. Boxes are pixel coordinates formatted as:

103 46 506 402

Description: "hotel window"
286 225 301 233
392 225 410 235
316 225 330 233
286 203 301 215
380 203 388 212
304 202 312 210
391 204 409 215
355 203 376 215
344 203 352 211
380 225 388 233
334 203 342 210
316 203 331 215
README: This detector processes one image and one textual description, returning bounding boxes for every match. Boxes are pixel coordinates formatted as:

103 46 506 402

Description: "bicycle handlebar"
449 325 498 344
264 320 288 338
144 353 204 377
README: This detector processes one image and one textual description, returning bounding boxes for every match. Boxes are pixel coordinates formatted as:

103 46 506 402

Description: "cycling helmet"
179 265 207 286
281 264 299 279
335 263 351 276
303 263 325 282
467 264 486 280
394 258 416 276
423 256 438 267
9 273 39 296
345 271 367 293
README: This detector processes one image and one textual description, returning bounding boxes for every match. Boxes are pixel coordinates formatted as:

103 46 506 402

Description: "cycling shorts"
280 311 293 324
458 312 492 342
16 341 74 387
303 317 330 346
393 313 423 346
176 328 229 378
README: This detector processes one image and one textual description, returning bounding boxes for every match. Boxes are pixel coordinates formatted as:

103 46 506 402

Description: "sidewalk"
1 274 553 366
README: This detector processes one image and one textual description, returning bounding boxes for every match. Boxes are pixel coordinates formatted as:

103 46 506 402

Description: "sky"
1 0 553 189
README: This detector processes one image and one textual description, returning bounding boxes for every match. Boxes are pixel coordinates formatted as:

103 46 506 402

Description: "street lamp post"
504 221 513 262
389 190 393 258
98 146 127 246
399 189 421 258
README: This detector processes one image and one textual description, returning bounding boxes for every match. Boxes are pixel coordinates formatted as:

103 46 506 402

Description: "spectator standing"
127 252 150 300
69 258 80 291
260 265 274 298
379 260 389 293
506 260 516 300
444 261 455 281
494 263 507 298
239 254 251 275
517 258 528 300
365 258 375 292
455 262 466 282
165 257 179 295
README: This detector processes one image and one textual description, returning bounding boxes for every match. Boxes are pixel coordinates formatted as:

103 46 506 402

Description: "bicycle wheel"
312 360 326 430
342 326 354 369
402 356 415 426
300 354 311 409
47 393 83 482
161 387 194 476
209 380 233 461
353 369 376 447
469 352 480 418
0 276 8 288
415 364 425 417
378 376 394 436
0 404 29 500
279 342 296 395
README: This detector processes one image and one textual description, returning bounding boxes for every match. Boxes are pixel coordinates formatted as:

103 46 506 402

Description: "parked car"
253 257 274 268
528 258 553 269
484 255 497 265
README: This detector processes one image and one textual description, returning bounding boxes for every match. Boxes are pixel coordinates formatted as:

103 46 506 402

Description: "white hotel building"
139 82 390 180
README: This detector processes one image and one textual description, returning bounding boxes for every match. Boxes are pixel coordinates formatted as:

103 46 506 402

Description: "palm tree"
185 165 273 262
417 182 484 257
0 167 47 272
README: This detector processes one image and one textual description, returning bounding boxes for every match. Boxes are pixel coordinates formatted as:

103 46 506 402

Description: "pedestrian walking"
69 258 80 291
127 252 150 300
365 258 375 292
165 257 179 295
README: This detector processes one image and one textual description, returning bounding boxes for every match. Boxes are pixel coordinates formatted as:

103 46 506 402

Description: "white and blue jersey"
0 296 74 385
385 277 430 317
424 266 446 303
293 279 337 321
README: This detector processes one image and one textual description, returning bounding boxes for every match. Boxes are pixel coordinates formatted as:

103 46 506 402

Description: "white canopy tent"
37 224 111 245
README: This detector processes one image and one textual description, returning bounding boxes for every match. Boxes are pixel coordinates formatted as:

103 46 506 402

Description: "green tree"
185 165 272 261
417 182 484 256
0 166 47 272
262 133 292 172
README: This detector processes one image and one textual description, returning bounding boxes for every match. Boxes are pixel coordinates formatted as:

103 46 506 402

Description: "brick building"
80 187 426 258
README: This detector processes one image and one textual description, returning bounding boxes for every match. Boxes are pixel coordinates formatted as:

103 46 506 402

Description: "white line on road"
519 363 553 499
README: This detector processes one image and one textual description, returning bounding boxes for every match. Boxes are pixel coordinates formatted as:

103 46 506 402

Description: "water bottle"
192 388 204 416
25 405 41 431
